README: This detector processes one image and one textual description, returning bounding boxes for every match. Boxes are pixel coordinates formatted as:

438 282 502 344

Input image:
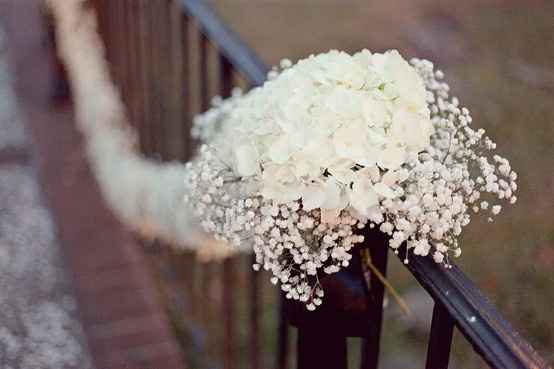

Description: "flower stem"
361 248 411 316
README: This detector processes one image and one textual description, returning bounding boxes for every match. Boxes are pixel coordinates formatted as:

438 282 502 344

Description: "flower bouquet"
186 49 517 310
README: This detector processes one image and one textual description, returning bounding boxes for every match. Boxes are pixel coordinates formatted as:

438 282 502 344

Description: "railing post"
277 293 289 369
426 302 455 369
220 54 235 369
199 32 210 111
222 257 235 369
297 326 347 369
177 11 192 160
286 243 376 369
249 254 261 369
360 229 389 369
43 4 70 102
138 0 154 154
125 0 137 127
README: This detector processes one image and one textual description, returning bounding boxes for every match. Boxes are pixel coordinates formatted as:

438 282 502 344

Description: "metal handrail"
404 247 549 369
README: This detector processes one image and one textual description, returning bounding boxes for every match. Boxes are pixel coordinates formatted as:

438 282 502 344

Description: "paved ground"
0 1 186 368
0 25 95 368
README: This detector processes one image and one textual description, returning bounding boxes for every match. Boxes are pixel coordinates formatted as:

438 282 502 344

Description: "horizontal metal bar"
177 0 268 87
400 246 549 369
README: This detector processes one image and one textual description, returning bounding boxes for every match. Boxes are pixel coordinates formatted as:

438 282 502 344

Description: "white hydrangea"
188 50 517 309
205 50 433 216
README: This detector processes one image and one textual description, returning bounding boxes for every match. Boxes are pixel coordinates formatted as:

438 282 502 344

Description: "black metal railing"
86 0 550 368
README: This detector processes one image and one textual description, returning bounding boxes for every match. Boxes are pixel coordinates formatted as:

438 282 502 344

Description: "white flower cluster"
206 50 433 213
187 50 517 308
184 146 367 310
183 145 258 253
377 58 518 265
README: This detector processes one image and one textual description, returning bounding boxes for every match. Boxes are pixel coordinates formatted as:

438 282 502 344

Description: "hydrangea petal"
234 143 258 176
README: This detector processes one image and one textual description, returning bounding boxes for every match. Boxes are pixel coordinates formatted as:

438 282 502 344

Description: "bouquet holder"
284 228 390 369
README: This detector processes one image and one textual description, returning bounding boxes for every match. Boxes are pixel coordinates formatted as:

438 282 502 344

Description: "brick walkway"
0 24 94 369
0 1 185 368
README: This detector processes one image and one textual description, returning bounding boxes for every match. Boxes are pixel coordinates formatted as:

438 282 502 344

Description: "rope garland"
45 0 233 260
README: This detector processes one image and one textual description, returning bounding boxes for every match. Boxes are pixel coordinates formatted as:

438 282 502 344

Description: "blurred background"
0 0 552 368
